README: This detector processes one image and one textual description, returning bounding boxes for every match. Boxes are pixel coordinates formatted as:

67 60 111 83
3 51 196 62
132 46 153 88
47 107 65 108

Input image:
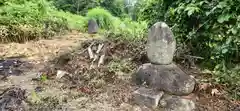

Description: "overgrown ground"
0 32 239 111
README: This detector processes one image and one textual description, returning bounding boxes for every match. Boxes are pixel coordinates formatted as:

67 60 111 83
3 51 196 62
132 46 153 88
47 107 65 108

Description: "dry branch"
98 54 105 67
87 43 95 59
96 44 104 54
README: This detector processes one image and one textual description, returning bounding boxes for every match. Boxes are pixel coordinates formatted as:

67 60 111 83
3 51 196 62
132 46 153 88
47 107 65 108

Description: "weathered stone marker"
88 19 98 34
132 21 196 111
147 22 176 65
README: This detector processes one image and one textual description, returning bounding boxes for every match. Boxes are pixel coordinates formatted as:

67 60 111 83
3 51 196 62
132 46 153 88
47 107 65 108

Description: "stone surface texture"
88 19 98 34
135 63 196 96
132 87 164 108
147 22 176 65
159 94 196 111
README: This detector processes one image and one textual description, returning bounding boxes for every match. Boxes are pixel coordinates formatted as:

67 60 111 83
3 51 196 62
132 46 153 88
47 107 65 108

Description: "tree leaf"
231 28 238 35
217 14 231 23
187 10 194 16
222 49 228 54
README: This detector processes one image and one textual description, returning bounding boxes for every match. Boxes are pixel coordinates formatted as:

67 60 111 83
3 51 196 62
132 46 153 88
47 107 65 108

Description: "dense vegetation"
0 0 239 99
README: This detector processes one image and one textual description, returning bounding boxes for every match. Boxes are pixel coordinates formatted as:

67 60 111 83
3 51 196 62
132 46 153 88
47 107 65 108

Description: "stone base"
159 94 196 111
132 87 164 109
133 63 196 96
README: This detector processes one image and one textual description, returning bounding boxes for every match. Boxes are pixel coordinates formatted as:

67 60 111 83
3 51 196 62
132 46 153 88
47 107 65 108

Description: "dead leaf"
78 87 93 94
199 83 211 91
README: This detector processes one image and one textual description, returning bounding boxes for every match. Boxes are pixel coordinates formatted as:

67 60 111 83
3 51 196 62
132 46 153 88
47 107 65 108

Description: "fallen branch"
87 43 95 59
93 54 99 62
96 44 104 54
98 54 105 67
77 48 88 55
97 44 107 67
185 55 204 60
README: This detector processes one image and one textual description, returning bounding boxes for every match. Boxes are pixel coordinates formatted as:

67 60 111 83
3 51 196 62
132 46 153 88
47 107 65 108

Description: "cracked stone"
159 94 196 111
132 87 164 109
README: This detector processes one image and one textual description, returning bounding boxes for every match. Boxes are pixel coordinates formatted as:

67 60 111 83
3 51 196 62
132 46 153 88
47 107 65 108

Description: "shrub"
0 0 86 43
0 25 44 43
85 7 147 41
109 17 148 41
50 10 87 31
53 0 100 15
86 7 115 30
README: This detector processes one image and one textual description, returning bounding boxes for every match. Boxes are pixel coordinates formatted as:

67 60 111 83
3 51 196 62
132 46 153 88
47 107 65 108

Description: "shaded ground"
0 31 239 111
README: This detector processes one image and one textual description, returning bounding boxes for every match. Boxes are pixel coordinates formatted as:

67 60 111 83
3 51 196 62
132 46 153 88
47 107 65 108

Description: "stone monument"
88 19 98 34
132 22 196 111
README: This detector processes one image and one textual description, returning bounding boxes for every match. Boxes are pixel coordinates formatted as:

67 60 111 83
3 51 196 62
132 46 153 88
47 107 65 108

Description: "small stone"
147 22 176 65
134 63 196 96
132 87 164 109
35 86 43 93
56 70 68 79
159 94 196 111
88 19 99 34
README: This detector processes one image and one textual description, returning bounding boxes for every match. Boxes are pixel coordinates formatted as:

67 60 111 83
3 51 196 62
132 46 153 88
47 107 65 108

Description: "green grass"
86 7 115 30
0 0 87 43
50 10 87 31
0 0 147 43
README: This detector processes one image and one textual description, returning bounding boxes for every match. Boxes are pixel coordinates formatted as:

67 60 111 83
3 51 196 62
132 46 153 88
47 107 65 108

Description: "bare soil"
0 31 239 111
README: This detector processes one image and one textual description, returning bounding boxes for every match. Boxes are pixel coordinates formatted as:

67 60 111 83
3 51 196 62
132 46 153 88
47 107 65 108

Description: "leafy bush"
52 0 127 17
213 64 240 99
0 0 86 43
86 7 115 30
53 0 100 15
165 0 240 68
99 0 126 17
134 0 164 26
0 25 43 43
50 10 87 31
86 7 147 41
109 17 148 41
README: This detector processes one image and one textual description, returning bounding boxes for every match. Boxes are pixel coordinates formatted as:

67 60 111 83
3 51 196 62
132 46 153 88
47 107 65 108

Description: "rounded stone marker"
88 19 99 34
147 22 176 65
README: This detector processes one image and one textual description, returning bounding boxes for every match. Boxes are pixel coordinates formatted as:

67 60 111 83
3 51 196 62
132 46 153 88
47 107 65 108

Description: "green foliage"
86 7 147 41
52 0 128 17
99 0 126 17
0 1 49 26
110 17 148 41
0 0 86 42
50 10 87 31
108 58 136 73
165 0 240 68
53 0 100 15
213 64 240 99
134 0 164 25
86 7 114 30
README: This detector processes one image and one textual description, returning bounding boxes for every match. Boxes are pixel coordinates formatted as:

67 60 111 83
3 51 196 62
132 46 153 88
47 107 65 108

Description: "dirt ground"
0 31 239 111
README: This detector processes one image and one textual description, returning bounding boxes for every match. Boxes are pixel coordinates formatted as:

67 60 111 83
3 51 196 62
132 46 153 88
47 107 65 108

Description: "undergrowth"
86 7 147 41
0 0 86 43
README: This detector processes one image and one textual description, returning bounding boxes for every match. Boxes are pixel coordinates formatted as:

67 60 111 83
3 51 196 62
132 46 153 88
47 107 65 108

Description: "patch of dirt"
0 31 92 62
0 32 238 111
